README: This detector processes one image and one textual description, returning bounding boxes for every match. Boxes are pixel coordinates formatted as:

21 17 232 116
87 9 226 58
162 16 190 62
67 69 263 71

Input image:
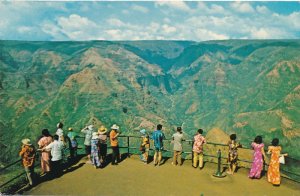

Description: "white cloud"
122 10 130 15
230 2 255 13
41 14 101 40
105 29 122 40
210 4 225 14
131 4 149 13
17 26 32 34
107 18 125 27
162 24 177 34
194 28 229 40
57 14 97 30
155 1 191 12
163 18 171 23
256 5 270 15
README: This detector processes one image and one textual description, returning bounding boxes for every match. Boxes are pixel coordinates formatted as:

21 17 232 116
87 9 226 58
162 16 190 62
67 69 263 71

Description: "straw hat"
22 138 32 145
111 124 119 130
98 126 107 134
68 127 73 131
140 129 146 135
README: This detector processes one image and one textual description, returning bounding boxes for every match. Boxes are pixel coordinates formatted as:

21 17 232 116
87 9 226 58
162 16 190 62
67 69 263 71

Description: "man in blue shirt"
151 124 165 166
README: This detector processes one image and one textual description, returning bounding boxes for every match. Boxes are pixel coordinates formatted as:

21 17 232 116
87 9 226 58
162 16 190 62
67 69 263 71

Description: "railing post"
127 136 130 158
213 149 226 178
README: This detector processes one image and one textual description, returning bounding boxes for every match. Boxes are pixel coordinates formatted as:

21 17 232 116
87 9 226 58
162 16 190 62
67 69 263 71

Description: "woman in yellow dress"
267 138 288 186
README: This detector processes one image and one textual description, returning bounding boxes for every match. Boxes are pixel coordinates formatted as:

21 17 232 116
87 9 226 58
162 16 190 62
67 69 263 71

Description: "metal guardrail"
1 135 299 192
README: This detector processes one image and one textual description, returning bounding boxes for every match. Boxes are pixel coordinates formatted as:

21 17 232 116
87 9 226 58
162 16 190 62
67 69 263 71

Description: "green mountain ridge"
0 40 300 164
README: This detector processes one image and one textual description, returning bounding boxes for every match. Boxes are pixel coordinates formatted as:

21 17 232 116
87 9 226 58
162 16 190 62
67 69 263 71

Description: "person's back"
152 129 164 149
47 139 64 161
173 132 184 152
172 127 184 166
44 135 65 177
19 138 36 186
152 124 165 166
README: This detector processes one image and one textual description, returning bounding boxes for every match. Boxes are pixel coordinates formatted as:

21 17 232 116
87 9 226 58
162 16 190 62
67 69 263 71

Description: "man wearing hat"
19 138 36 186
110 124 120 165
98 125 108 164
81 125 94 163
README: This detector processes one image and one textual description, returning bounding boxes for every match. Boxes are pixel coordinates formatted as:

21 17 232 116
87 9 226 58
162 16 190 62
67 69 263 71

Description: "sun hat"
140 129 146 135
98 126 107 134
92 132 99 140
111 124 119 130
22 138 32 145
68 127 73 131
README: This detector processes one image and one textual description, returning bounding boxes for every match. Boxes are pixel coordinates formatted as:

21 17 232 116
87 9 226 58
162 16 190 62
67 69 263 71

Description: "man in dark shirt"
151 124 165 166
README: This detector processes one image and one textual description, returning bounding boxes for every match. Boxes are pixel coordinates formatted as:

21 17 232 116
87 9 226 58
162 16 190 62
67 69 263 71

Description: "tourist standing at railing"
56 122 65 143
81 125 94 163
192 129 206 169
19 138 36 186
38 129 53 175
151 124 166 166
110 124 120 165
67 127 78 159
267 138 288 186
98 126 108 165
91 132 101 169
43 135 65 177
139 129 150 164
248 136 267 179
172 127 184 166
227 134 242 175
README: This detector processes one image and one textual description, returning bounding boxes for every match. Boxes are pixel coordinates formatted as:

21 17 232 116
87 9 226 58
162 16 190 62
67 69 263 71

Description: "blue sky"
0 1 300 41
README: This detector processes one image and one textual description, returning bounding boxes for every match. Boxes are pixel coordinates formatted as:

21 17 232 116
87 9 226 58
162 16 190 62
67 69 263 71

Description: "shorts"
154 147 163 152
85 145 91 155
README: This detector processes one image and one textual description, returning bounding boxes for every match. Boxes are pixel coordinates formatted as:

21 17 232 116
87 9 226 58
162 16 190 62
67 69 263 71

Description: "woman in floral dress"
38 129 53 175
249 136 266 179
267 138 288 186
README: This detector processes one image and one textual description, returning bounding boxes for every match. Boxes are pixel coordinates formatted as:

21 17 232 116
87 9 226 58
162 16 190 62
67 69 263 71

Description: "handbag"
279 155 285 164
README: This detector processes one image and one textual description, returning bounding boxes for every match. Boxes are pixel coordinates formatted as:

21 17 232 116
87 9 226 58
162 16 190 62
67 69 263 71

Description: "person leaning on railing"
19 138 36 187
110 124 120 165
37 129 53 176
151 124 166 166
40 134 66 178
267 138 288 186
171 127 185 166
227 134 242 175
192 129 206 169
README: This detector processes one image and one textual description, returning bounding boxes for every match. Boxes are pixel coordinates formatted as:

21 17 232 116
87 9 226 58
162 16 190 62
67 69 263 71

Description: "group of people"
19 123 288 187
139 124 288 187
18 122 122 186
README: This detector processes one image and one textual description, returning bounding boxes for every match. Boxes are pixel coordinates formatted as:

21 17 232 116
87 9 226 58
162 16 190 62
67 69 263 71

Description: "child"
67 127 78 159
227 134 242 175
19 138 36 186
91 132 101 168
139 129 150 164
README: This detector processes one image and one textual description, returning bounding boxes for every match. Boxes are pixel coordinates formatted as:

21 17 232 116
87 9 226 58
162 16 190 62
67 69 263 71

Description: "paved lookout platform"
25 155 300 196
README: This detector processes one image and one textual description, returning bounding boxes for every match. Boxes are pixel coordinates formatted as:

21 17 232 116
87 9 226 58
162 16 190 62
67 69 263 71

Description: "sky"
0 1 300 41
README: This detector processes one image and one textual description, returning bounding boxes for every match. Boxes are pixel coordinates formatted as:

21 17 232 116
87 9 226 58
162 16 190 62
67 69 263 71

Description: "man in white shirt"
44 134 65 177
